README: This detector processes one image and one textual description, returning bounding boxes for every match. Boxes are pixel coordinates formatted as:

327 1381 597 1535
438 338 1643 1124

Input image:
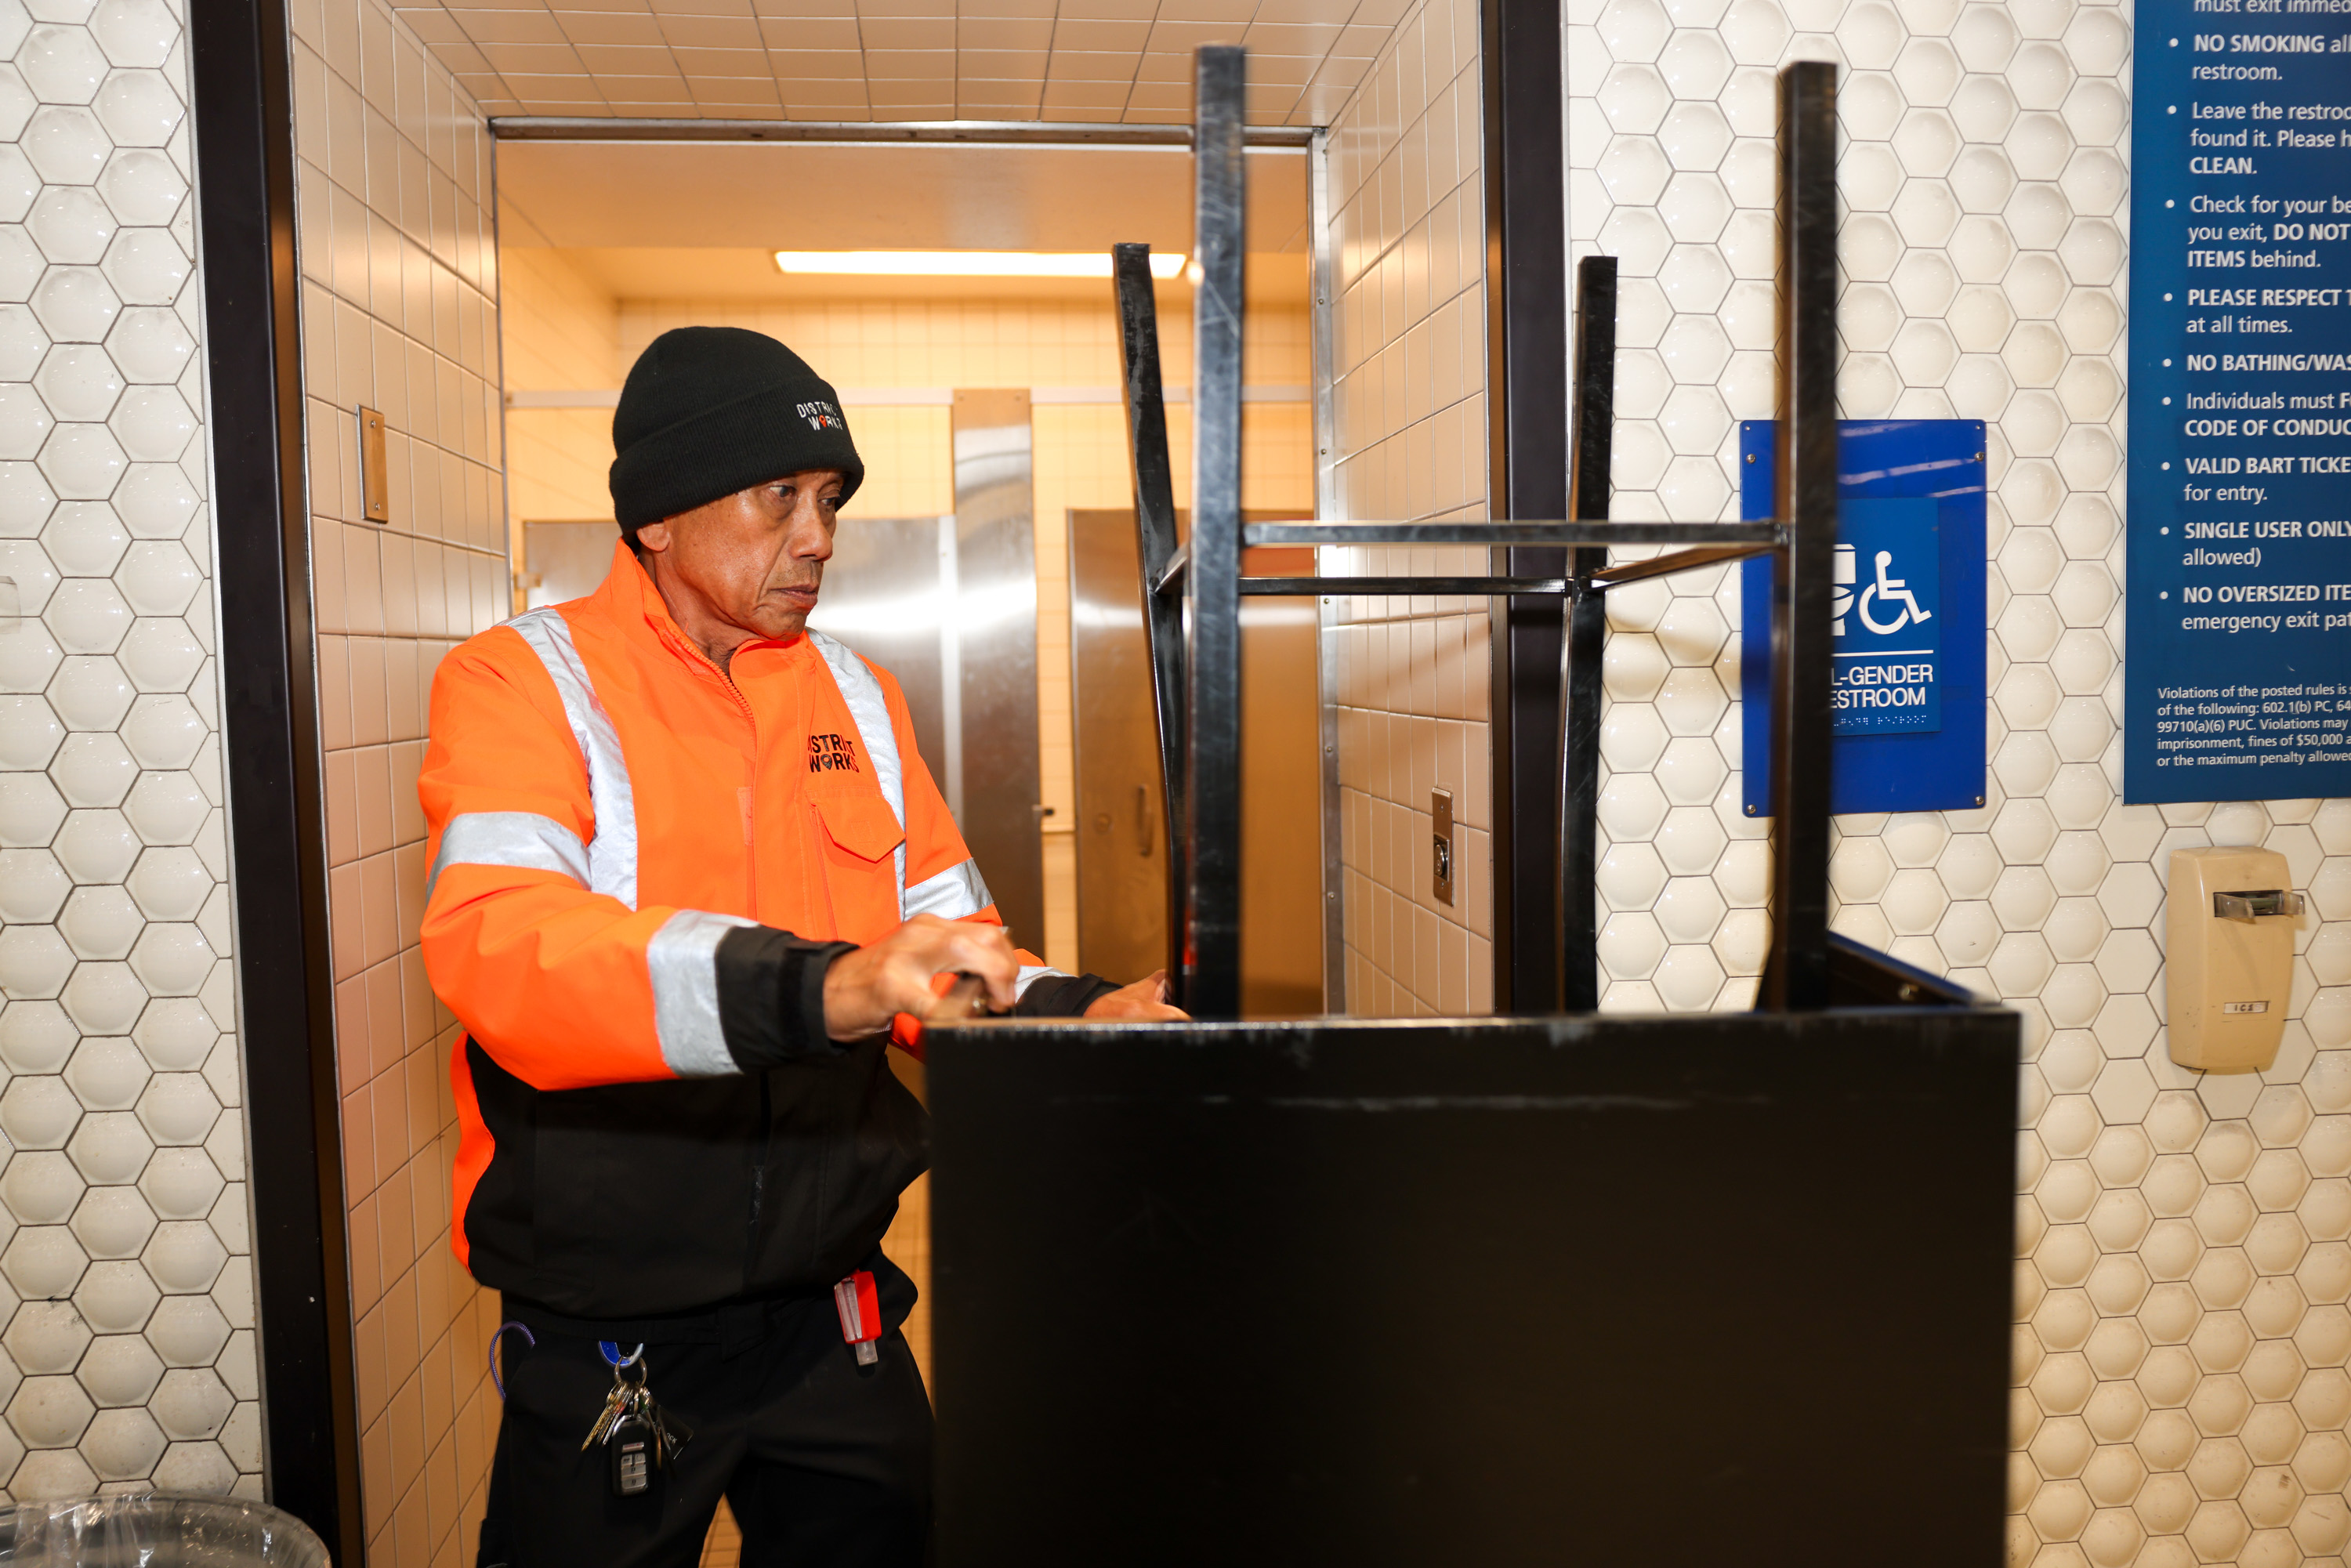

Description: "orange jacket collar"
592 536 811 681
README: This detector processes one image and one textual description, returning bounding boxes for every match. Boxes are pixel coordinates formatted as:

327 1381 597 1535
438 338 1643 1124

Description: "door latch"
1432 788 1454 906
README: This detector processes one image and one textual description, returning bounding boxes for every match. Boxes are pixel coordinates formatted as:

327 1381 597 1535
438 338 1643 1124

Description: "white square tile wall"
286 0 510 1554
0 0 268 1508
1317 0 1493 1018
1563 0 2351 1559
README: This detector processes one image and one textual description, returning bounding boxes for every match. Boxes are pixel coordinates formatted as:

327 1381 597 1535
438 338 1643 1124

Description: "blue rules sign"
1740 420 1988 817
2126 0 2351 802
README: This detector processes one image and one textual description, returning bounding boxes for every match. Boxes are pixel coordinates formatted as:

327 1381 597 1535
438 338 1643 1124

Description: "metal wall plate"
358 406 388 523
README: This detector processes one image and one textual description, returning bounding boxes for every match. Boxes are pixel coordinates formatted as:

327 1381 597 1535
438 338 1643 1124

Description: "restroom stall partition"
1069 511 1321 1014
925 53 2020 1564
804 392 1045 947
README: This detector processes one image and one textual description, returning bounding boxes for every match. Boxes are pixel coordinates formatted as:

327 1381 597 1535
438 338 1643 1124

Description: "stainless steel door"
1069 511 1323 1012
804 393 1045 950
805 515 955 789
947 391 1043 948
1070 511 1168 987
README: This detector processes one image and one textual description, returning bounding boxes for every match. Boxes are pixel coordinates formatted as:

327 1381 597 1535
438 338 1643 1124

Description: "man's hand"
823 915 1020 1041
1084 969 1190 1022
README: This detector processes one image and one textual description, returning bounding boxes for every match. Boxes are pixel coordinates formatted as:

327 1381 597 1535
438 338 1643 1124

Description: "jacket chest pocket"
811 791 905 935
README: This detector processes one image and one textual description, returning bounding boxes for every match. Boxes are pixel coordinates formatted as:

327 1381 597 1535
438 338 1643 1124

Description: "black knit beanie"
608 326 864 536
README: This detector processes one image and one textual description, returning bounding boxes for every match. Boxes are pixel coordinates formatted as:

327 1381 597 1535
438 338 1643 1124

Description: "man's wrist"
817 944 886 1042
1016 972 1121 1018
715 925 858 1068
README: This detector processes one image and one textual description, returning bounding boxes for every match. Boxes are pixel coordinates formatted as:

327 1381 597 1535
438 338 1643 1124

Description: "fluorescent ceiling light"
773 249 1186 279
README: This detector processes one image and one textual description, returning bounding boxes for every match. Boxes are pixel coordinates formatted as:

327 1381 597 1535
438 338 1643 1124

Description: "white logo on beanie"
796 400 843 433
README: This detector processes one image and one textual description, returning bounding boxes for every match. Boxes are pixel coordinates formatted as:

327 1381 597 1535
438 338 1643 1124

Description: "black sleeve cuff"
715 925 860 1070
1012 972 1123 1018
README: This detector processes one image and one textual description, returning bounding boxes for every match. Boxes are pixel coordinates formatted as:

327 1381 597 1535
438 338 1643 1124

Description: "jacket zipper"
666 626 792 1291
663 623 759 723
668 626 763 905
748 1068 772 1287
740 780 756 906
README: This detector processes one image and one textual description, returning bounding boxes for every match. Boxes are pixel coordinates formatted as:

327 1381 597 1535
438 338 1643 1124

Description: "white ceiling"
393 0 1407 125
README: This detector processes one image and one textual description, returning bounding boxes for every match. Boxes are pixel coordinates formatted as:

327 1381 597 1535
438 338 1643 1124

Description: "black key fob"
609 1412 657 1497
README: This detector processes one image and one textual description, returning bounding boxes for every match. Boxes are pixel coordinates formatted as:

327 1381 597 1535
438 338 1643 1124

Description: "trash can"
0 1495 329 1565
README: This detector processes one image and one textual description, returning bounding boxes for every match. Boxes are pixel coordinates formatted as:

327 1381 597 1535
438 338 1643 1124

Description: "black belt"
503 1286 828 1360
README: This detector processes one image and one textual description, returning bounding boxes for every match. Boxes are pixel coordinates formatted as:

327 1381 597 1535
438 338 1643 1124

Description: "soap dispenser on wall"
2167 846 2305 1074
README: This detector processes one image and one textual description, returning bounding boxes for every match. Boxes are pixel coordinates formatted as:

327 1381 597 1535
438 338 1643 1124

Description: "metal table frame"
922 60 2015 1554
1111 49 1968 1020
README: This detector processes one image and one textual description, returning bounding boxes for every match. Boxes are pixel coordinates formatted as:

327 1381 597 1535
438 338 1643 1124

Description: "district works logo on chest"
808 733 860 773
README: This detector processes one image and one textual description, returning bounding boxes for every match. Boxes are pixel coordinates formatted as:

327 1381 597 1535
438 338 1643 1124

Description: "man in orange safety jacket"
422 326 1180 1566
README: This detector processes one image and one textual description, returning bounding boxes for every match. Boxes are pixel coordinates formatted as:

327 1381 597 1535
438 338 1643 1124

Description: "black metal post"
1556 255 1615 1012
1110 243 1192 997
188 0 363 1550
1185 46 1246 1019
1480 0 1570 1012
1765 61 1840 1011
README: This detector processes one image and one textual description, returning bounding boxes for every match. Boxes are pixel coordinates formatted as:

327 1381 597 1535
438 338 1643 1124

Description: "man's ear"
636 520 673 555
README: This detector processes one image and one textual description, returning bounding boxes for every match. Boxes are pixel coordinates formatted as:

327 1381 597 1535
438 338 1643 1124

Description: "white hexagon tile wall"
0 0 266 1507
1561 0 2351 1561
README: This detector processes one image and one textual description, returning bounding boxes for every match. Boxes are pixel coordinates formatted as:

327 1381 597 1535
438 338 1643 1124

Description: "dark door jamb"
189 0 363 1553
1480 0 1570 1012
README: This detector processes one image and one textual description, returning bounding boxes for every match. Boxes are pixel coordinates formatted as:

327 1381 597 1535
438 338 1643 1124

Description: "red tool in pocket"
833 1270 882 1366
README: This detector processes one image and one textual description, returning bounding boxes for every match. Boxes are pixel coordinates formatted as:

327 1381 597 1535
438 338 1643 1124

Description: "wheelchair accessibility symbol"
1824 502 1941 737
1833 544 1934 637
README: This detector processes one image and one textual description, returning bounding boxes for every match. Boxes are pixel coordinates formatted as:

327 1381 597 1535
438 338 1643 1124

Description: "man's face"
636 469 846 643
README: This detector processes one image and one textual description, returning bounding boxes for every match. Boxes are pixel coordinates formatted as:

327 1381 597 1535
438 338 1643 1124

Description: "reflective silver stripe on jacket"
427 810 591 900
904 858 991 921
1013 964 1056 1001
506 608 642 910
647 909 759 1077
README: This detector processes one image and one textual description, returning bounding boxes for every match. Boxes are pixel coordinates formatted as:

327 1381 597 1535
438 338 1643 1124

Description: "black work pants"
477 1258 931 1568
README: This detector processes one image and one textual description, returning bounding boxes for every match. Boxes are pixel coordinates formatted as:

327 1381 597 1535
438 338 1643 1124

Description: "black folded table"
926 1006 2017 1567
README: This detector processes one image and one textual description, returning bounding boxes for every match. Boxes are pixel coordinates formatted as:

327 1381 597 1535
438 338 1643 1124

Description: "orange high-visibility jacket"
420 540 1105 1316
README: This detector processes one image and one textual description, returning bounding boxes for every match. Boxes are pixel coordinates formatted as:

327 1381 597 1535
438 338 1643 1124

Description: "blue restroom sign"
1741 420 1987 817
1830 501 1941 736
